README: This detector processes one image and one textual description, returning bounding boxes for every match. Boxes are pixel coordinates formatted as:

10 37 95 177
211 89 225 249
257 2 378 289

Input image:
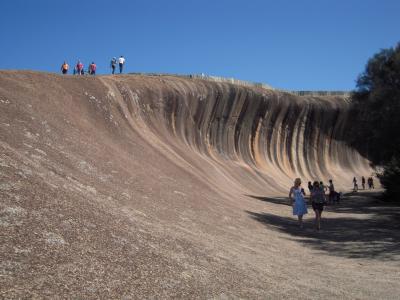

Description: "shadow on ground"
246 195 292 206
246 192 400 260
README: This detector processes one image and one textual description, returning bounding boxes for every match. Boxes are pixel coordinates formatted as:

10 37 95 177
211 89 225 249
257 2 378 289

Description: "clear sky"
0 0 399 90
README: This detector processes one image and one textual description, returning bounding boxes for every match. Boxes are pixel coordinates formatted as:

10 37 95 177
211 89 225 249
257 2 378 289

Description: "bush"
378 157 400 201
349 42 400 201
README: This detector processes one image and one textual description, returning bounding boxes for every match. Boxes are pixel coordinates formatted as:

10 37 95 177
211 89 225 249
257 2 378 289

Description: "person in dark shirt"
310 181 326 230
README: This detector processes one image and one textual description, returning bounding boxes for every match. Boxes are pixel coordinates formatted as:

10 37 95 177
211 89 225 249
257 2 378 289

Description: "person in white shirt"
118 56 125 74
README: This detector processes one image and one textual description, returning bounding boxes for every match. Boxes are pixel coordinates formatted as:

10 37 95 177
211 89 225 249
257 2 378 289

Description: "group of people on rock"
289 178 339 231
110 56 126 74
352 176 374 191
60 56 126 75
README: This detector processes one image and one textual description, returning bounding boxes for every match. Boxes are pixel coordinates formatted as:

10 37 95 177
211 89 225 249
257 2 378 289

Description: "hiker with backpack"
310 181 327 231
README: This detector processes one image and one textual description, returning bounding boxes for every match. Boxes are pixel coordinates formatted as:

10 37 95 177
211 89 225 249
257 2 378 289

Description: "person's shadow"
246 192 400 260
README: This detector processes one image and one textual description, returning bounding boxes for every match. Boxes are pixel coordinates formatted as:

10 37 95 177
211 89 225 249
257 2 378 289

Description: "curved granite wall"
0 71 371 196
101 75 371 194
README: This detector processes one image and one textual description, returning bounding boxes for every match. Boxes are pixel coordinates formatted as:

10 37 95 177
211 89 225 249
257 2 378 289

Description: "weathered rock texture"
1 71 398 299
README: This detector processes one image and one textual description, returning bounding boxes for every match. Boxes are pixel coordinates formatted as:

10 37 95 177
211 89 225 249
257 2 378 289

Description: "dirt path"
248 190 400 260
242 190 400 299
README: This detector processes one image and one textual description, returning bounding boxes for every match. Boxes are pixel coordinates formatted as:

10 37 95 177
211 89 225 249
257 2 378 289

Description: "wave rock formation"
1 71 386 299
105 72 370 195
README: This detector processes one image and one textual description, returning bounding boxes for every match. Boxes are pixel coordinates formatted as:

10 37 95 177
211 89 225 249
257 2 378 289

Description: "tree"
349 43 400 200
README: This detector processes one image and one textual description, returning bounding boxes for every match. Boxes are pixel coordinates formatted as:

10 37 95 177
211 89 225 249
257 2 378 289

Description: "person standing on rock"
310 181 326 230
289 178 308 228
76 60 84 75
60 61 69 74
118 55 125 74
110 57 117 74
88 62 97 75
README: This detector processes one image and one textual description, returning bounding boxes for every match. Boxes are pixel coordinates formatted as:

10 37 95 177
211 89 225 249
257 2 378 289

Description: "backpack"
312 190 325 204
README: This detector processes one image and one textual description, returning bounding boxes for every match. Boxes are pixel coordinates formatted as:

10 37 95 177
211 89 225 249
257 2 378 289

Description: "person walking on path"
368 177 375 189
319 181 327 193
61 61 69 74
289 178 308 228
362 176 366 189
118 55 125 74
310 181 326 231
353 177 358 192
89 62 97 75
328 179 336 204
110 57 117 74
308 181 313 194
76 61 84 75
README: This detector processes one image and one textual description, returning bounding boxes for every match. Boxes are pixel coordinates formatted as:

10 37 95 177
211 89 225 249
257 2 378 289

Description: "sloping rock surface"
1 71 398 299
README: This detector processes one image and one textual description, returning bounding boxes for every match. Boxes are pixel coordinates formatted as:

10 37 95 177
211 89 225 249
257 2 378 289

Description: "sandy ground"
0 71 399 299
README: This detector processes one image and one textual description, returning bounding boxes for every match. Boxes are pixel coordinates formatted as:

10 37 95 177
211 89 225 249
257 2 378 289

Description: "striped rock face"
2 71 394 300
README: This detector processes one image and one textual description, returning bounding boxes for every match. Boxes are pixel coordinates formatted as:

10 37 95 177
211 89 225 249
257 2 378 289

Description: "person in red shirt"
76 61 84 75
89 62 97 75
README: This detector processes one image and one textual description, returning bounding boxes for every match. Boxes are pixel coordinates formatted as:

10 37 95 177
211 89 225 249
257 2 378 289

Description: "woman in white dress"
289 178 308 228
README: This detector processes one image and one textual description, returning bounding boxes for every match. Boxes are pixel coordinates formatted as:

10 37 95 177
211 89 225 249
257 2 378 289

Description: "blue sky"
0 0 399 90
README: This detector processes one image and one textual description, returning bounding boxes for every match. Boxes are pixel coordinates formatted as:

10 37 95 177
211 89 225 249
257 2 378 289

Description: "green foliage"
378 157 400 201
349 42 400 200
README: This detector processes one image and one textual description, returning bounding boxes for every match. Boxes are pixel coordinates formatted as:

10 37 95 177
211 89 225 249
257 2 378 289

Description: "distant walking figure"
310 181 326 230
61 61 69 74
289 178 308 228
353 177 358 192
118 55 125 74
328 179 336 204
89 62 97 75
362 176 366 190
319 181 327 193
76 61 84 75
308 181 313 193
368 177 375 189
110 57 117 74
